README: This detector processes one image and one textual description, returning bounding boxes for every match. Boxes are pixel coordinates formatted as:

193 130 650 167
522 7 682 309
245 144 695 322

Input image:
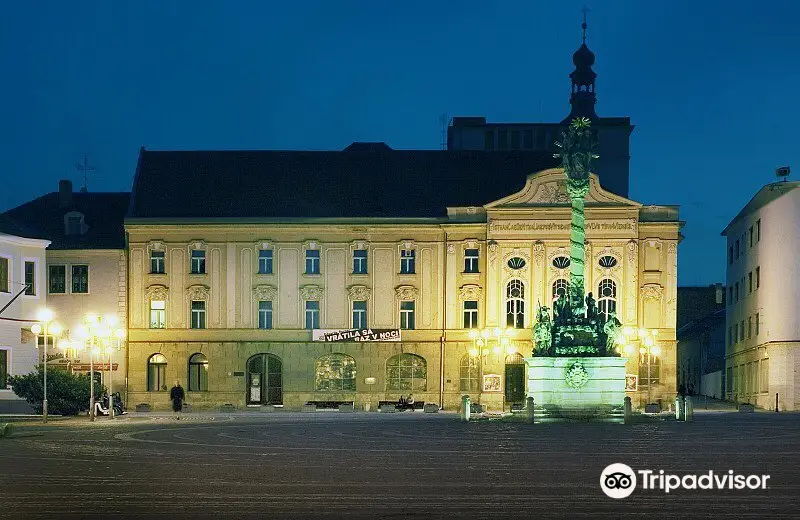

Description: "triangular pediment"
485 168 641 208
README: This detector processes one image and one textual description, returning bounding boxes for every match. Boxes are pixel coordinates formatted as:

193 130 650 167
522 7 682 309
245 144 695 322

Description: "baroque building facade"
125 159 681 411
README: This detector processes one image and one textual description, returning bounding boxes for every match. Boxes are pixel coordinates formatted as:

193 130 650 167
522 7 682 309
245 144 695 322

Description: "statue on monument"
532 305 553 355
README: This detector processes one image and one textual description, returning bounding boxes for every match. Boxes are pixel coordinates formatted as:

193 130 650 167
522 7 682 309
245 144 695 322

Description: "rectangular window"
150 300 166 329
258 300 273 329
484 130 494 150
728 326 732 346
728 246 733 265
497 130 507 150
748 316 752 339
740 321 745 342
71 265 89 293
0 257 8 293
760 359 769 393
24 261 35 295
756 219 761 241
400 301 415 330
523 129 533 149
463 300 479 329
190 250 206 274
748 272 753 293
400 249 415 274
735 239 739 259
150 251 165 274
352 249 368 274
755 313 760 335
48 265 66 294
509 130 520 149
352 300 367 329
305 250 320 274
735 282 739 301
305 301 320 330
66 215 82 235
728 286 733 306
638 352 660 388
749 226 754 247
258 250 273 274
756 266 760 289
464 248 479 273
0 349 7 387
190 300 206 329
733 324 738 344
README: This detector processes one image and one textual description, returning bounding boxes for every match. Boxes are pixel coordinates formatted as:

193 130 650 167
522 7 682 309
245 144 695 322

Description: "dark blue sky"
2 1 798 286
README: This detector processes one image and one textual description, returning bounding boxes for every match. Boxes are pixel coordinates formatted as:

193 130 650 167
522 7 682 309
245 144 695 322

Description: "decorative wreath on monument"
564 361 590 389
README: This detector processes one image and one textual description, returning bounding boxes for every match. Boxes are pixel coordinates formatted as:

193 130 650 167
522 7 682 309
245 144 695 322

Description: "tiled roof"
2 192 130 249
128 148 560 220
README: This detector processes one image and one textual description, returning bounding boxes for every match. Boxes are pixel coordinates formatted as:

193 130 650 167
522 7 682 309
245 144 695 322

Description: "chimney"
58 180 73 209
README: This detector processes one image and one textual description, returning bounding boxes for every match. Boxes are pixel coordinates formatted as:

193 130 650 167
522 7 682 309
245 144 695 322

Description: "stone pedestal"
525 357 626 420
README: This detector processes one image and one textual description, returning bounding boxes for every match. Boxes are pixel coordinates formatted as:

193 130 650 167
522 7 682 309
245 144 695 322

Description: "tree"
10 367 101 416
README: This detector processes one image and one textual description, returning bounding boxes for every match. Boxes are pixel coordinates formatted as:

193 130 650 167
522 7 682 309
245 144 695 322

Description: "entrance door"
246 354 283 405
505 354 526 403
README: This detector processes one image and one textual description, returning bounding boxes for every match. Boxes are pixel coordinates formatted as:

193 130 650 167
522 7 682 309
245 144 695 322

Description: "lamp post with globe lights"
467 328 516 398
75 314 125 420
30 309 62 423
618 327 660 406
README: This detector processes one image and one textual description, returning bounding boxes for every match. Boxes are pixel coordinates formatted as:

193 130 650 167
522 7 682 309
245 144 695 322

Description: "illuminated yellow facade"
125 169 681 411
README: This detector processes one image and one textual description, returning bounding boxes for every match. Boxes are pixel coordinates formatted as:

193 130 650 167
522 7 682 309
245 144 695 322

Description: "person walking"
170 381 185 419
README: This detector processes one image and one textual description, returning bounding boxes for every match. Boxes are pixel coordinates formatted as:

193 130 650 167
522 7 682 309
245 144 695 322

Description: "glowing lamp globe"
30 324 42 335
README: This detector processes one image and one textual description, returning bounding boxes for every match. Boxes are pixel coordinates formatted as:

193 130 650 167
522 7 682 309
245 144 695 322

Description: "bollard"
684 396 693 422
526 396 535 424
775 393 779 413
675 395 685 421
624 396 632 424
461 395 471 422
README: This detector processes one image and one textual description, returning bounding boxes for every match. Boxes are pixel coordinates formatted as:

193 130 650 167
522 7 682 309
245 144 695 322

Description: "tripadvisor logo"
600 463 770 499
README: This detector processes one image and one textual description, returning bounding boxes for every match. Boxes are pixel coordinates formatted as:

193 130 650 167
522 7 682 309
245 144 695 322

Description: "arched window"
315 354 356 391
506 279 525 329
147 354 167 392
188 353 208 392
597 279 617 320
552 278 570 301
386 353 427 392
459 354 480 392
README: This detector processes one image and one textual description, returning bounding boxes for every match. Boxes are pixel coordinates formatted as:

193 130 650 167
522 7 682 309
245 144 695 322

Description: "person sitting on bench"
406 394 415 410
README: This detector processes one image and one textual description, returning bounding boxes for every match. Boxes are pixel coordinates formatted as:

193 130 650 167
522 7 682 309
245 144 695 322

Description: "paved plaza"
1 411 799 519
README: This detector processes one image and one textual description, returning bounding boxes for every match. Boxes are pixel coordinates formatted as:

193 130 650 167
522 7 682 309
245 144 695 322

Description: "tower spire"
563 8 599 122
581 6 590 43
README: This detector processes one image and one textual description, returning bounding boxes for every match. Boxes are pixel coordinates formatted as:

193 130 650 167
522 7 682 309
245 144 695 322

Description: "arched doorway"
246 354 282 405
504 353 526 404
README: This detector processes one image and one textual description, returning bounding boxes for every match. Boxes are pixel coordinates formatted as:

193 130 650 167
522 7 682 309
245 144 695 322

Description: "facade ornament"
394 285 419 301
539 181 571 204
347 284 372 301
300 284 324 301
146 284 169 301
252 284 277 301
667 242 677 254
458 284 483 301
186 284 210 301
640 283 664 301
447 244 456 255
627 240 638 263
532 241 545 266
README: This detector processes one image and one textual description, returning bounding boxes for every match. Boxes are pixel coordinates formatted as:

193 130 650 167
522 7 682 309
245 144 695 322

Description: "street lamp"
620 327 660 405
75 314 125 420
467 327 516 397
30 309 62 423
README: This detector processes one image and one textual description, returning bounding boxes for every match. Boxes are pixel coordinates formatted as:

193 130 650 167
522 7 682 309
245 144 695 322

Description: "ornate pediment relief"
395 285 419 301
347 284 372 301
458 284 483 301
252 284 277 301
300 284 324 301
145 284 169 301
186 284 210 301
485 169 641 208
641 283 664 301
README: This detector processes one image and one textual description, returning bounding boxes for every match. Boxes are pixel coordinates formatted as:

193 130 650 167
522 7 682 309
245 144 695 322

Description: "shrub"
10 367 104 416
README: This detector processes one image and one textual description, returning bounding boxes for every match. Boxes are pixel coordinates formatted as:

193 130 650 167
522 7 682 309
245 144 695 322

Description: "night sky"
2 1 798 286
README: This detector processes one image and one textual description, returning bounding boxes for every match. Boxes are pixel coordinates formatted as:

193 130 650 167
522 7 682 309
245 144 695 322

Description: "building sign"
483 374 502 392
312 329 401 342
71 363 119 371
488 218 636 237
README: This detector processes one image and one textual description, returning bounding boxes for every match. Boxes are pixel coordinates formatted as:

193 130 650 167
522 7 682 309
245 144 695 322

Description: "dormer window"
64 211 85 236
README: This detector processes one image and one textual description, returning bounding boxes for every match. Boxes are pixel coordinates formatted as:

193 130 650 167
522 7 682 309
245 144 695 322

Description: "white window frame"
464 248 480 273
463 300 479 329
597 278 617 320
150 300 166 329
352 249 368 275
258 249 274 275
48 264 67 294
400 300 415 330
506 279 525 329
150 250 166 274
190 250 206 274
22 257 39 298
0 255 11 294
400 249 415 274
71 264 90 294
305 301 320 330
190 300 206 329
258 300 273 329
0 347 11 390
352 300 367 329
305 250 320 275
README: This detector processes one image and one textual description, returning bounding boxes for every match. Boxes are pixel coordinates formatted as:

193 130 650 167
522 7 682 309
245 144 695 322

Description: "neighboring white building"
0 216 50 412
722 179 800 410
2 181 129 399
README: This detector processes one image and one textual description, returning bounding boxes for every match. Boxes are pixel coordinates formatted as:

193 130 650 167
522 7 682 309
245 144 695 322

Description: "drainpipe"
440 231 447 410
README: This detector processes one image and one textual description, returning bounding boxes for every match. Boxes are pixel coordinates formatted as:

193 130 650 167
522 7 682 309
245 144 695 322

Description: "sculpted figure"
532 305 553 355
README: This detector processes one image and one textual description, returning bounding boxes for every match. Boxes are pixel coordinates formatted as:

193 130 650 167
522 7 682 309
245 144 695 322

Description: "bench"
510 403 525 413
305 401 354 410
378 400 425 411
